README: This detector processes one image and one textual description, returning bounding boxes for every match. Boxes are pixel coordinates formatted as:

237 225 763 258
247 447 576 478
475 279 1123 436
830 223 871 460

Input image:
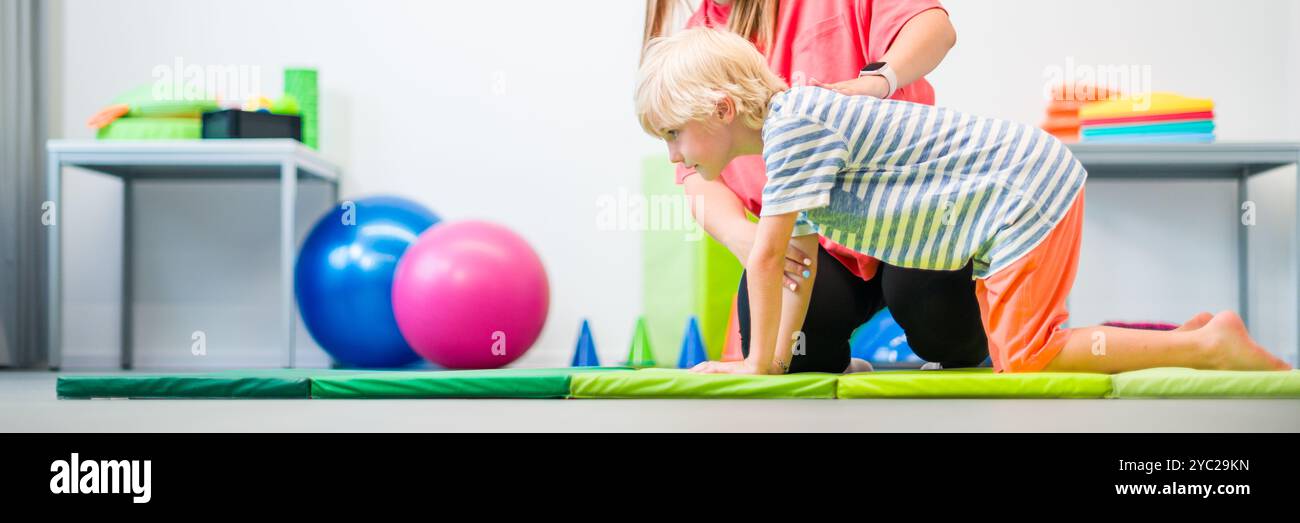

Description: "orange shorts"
976 190 1085 373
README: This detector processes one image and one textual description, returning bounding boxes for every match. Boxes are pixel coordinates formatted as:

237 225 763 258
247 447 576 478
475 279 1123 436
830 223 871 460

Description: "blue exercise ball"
850 308 921 364
294 195 439 367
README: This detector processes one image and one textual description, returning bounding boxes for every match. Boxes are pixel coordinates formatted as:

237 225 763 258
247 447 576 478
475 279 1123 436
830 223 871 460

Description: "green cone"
624 317 657 368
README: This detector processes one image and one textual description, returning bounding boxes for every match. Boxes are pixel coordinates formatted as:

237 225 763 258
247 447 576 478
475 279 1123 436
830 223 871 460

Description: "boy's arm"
683 173 816 291
743 213 819 375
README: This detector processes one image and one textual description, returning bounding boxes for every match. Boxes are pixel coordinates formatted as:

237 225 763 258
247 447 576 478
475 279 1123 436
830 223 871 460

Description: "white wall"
53 0 1300 368
932 0 1300 141
55 0 651 368
929 0 1300 363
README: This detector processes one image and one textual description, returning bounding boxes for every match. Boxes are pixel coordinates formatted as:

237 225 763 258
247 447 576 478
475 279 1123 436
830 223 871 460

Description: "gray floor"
3 371 1298 432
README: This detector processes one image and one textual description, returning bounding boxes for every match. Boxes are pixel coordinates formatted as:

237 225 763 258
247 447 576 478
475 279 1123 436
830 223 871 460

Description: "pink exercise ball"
391 220 549 369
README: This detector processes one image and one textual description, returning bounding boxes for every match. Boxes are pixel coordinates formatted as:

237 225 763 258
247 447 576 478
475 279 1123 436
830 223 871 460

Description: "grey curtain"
0 0 50 368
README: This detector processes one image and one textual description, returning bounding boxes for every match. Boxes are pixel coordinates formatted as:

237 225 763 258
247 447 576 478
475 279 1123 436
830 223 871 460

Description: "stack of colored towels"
1040 84 1114 143
1078 92 1215 143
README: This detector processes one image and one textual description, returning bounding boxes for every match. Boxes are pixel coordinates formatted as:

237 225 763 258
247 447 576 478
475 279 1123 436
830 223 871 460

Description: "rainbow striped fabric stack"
1040 84 1117 143
1079 92 1215 143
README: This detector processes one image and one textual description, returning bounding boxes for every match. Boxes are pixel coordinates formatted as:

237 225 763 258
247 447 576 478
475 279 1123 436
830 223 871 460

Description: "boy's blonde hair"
636 28 788 138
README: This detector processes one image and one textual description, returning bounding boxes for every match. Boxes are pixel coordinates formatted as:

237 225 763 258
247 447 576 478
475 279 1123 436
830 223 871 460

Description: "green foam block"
96 117 201 140
569 368 839 399
56 369 369 399
111 84 218 118
310 367 633 399
642 156 743 364
1111 368 1300 398
836 368 1113 398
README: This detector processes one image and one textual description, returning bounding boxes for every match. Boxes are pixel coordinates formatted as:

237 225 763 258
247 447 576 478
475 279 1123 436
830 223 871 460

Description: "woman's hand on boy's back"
816 75 891 99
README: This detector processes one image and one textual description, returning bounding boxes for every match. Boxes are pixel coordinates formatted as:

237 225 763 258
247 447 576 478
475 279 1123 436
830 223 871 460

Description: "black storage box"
202 110 302 141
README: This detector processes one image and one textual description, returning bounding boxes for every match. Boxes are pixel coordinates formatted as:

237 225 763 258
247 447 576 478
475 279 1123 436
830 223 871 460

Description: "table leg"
46 152 61 371
121 175 134 369
1238 167 1250 329
281 160 298 368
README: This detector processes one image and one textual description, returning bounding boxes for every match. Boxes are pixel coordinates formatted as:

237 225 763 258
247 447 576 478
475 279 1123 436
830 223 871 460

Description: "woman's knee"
907 329 988 367
880 262 989 366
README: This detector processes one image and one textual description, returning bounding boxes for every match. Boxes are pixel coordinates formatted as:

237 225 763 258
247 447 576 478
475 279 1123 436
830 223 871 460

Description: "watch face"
862 61 887 72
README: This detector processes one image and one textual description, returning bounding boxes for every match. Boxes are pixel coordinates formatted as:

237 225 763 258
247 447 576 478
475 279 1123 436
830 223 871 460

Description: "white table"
1068 142 1300 363
45 139 341 370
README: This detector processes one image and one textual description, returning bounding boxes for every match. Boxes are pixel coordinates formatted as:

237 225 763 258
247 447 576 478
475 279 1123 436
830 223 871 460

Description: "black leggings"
737 245 989 373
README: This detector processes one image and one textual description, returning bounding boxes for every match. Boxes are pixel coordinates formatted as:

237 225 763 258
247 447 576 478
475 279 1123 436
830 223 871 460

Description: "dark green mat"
56 369 373 399
310 367 632 399
57 368 630 399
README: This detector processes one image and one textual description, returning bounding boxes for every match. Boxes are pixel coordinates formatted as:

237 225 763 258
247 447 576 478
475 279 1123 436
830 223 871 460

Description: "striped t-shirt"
760 86 1087 279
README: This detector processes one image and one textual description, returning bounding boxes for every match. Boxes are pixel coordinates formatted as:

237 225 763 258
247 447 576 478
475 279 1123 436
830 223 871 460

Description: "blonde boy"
636 28 1288 375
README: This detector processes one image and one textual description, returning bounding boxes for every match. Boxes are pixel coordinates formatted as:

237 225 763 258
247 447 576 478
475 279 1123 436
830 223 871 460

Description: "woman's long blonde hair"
641 0 779 59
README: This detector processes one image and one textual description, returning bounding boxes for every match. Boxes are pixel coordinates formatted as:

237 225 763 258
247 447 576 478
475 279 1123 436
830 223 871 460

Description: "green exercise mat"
56 369 370 399
569 368 839 399
1111 368 1300 398
310 367 632 399
61 366 1299 400
836 368 1113 398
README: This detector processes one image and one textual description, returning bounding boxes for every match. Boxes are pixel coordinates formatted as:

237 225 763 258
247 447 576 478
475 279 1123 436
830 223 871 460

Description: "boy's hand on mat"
690 360 765 375
820 75 891 99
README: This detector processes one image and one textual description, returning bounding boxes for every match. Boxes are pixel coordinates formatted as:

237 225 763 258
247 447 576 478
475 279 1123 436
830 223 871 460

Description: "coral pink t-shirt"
675 0 948 281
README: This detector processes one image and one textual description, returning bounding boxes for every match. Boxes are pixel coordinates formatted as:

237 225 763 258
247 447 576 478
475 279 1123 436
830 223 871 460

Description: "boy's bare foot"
1172 312 1214 332
1199 311 1291 370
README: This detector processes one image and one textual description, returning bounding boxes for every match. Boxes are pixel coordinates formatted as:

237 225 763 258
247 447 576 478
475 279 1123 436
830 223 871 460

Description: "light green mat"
568 368 839 399
836 368 1114 398
1111 367 1300 398
310 367 632 399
